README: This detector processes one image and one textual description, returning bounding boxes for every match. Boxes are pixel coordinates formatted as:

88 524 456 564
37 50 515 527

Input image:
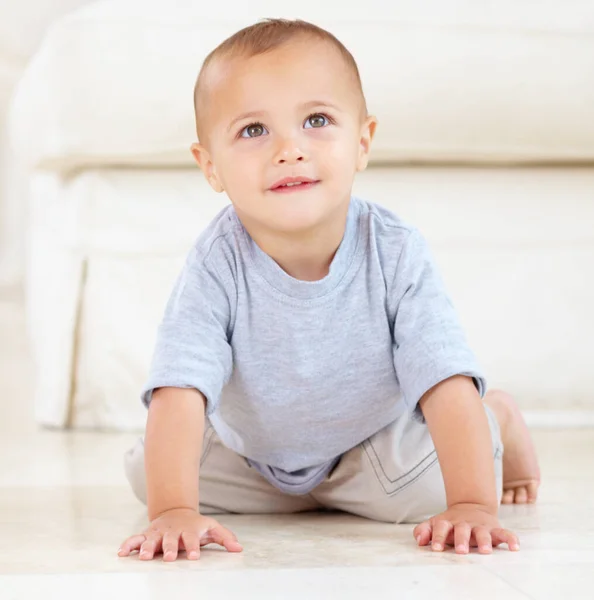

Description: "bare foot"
484 389 541 504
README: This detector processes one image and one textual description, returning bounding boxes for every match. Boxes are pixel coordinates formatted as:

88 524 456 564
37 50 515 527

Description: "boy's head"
190 19 377 235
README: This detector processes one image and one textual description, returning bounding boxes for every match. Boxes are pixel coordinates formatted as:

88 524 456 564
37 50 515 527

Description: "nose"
273 135 308 165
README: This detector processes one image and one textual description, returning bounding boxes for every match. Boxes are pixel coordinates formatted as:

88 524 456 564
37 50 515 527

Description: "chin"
270 205 332 233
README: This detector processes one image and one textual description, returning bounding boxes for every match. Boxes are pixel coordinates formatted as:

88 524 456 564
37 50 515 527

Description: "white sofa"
8 0 594 430
0 0 92 287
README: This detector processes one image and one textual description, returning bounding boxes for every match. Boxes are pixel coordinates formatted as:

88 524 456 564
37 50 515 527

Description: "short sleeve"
391 228 486 413
140 246 233 416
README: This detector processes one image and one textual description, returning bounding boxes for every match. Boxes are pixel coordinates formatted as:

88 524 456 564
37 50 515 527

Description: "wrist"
447 501 499 517
148 504 199 521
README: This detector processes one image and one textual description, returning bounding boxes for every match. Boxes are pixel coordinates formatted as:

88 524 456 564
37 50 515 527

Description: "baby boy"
118 18 540 562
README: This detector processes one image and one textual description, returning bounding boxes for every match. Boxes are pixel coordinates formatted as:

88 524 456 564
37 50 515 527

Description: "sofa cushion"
9 0 594 172
0 0 91 126
0 0 94 286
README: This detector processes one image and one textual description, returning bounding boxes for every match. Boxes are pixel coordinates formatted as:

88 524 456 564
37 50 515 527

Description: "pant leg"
124 421 321 515
310 404 503 524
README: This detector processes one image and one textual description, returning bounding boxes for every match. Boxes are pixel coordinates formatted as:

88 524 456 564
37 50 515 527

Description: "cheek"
319 123 358 152
314 131 360 174
218 148 261 192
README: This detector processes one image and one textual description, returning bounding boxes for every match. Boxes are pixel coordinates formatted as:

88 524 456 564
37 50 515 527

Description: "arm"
140 251 233 520
119 385 242 561
119 246 238 561
388 230 518 551
145 386 207 521
415 374 521 553
418 375 498 514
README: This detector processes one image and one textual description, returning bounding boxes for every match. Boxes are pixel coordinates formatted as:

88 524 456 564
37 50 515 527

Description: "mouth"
269 177 320 193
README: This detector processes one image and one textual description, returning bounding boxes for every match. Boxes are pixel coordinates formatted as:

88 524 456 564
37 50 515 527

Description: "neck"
238 201 350 281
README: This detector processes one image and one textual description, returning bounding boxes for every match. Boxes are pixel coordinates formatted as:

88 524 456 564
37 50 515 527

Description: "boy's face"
191 38 377 234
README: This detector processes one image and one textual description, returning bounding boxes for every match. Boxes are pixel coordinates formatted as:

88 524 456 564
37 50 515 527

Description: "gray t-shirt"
141 196 486 494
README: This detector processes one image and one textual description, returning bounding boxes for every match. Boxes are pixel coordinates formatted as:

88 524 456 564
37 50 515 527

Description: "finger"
431 520 453 552
491 528 520 552
181 532 201 560
201 525 243 552
139 535 162 561
413 522 432 547
161 531 181 562
501 489 515 504
118 535 146 556
473 527 493 554
454 522 472 554
514 486 528 504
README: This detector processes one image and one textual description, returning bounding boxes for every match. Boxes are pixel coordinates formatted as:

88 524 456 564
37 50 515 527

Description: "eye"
240 123 268 138
304 113 329 129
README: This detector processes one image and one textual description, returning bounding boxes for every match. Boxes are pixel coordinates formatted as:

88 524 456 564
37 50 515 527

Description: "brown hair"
193 18 367 142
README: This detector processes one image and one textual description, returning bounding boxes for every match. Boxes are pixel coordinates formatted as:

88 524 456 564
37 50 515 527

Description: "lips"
270 176 319 191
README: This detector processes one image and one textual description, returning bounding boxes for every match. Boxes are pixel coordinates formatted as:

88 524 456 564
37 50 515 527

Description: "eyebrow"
226 100 341 133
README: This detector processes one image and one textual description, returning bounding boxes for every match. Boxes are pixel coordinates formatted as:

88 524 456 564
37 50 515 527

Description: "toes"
526 481 539 503
514 487 528 504
502 484 540 505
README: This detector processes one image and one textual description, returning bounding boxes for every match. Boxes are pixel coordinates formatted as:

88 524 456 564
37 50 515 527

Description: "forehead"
204 38 362 123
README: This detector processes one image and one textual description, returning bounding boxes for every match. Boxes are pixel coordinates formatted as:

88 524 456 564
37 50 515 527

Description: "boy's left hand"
413 503 520 554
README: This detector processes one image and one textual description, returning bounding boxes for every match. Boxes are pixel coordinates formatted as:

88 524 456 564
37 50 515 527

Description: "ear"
190 143 224 192
356 115 378 172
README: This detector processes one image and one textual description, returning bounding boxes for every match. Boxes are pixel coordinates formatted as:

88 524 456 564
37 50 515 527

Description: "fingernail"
188 551 198 559
416 535 421 545
456 545 466 553
433 543 443 551
511 543 520 551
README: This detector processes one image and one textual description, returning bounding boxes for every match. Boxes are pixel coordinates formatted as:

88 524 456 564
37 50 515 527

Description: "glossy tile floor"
1 292 593 599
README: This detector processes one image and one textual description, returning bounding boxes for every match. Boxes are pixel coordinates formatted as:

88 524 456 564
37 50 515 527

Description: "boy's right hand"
117 507 243 561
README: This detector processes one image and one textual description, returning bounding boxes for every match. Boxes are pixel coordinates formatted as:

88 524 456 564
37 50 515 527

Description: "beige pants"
125 405 503 524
